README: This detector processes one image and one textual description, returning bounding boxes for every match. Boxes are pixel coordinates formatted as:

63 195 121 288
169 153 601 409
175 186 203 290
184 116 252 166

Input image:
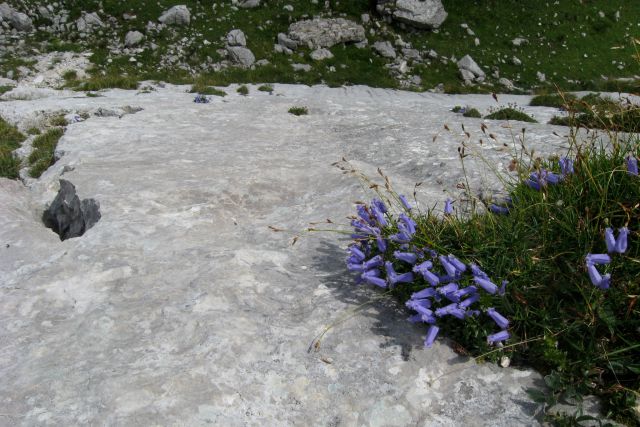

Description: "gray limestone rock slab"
76 12 104 33
310 48 334 61
0 84 594 426
238 0 261 8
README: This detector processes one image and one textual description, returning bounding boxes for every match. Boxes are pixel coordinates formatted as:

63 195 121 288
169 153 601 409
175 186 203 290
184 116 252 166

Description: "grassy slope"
11 0 638 92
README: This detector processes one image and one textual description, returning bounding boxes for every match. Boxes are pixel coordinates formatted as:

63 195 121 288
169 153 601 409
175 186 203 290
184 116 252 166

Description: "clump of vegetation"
0 85 13 96
62 70 78 82
530 93 577 108
288 106 308 116
463 108 482 118
0 117 26 179
28 128 64 178
258 84 274 93
319 90 640 424
86 92 101 97
26 127 41 135
451 106 464 113
237 85 249 96
190 82 227 97
49 115 67 127
549 94 640 133
76 74 139 91
485 105 537 123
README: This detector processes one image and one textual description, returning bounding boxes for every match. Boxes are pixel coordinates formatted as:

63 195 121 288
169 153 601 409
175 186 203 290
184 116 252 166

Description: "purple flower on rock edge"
444 198 454 215
627 156 639 176
439 256 458 277
394 251 418 264
348 246 366 262
385 262 414 286
194 94 210 103
356 204 375 226
371 204 388 227
399 195 413 211
437 282 459 296
489 204 509 215
363 273 387 288
425 325 440 348
559 157 574 176
487 330 510 345
525 178 541 191
399 214 416 235
585 253 611 266
473 276 498 294
363 255 384 269
604 227 629 254
486 308 510 329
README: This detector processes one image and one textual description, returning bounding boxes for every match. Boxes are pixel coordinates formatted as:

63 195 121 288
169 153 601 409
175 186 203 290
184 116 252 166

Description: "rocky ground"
0 82 607 426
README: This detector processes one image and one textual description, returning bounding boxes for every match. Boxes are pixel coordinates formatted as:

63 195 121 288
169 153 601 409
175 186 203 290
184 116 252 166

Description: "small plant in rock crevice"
0 117 26 179
237 85 249 96
28 127 65 178
485 103 537 123
288 106 308 116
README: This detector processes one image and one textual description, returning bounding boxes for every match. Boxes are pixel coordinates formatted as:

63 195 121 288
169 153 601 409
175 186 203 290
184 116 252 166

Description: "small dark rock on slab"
42 180 101 240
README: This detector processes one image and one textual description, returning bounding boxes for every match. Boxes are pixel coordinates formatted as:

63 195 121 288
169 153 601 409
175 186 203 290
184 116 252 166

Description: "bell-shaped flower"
439 256 458 277
627 156 639 176
372 198 388 214
363 274 387 288
587 263 610 290
447 254 467 273
364 255 384 269
473 276 498 294
394 251 418 264
615 227 628 254
486 308 510 329
559 157 574 176
385 262 414 286
411 287 436 299
487 330 510 345
424 325 440 348
458 293 479 309
399 195 413 211
489 204 509 215
444 198 454 215
585 253 611 266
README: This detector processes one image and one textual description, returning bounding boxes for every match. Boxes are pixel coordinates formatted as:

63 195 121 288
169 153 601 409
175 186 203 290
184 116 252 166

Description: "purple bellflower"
394 251 418 264
399 195 413 211
447 254 467 274
486 308 510 329
444 198 454 215
424 325 439 348
627 156 639 176
605 227 629 254
586 263 611 290
385 262 414 286
473 276 498 294
458 293 480 309
585 253 611 266
489 204 509 215
559 157 574 176
487 330 510 345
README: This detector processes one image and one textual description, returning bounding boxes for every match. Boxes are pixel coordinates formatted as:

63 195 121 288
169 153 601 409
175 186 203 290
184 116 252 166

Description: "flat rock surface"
0 84 575 426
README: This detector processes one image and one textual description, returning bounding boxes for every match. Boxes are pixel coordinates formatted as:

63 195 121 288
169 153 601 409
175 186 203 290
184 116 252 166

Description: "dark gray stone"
42 180 101 240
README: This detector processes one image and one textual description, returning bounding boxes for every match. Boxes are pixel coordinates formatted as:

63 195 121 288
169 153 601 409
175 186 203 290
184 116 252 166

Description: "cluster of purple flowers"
347 197 510 349
524 157 573 192
193 94 210 104
585 227 629 290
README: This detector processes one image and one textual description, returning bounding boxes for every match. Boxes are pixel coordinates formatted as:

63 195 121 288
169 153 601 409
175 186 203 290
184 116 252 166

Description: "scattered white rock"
287 18 366 49
498 78 514 90
377 0 447 29
238 0 261 8
291 63 312 72
158 5 191 26
512 37 528 46
512 56 522 66
536 71 546 82
372 41 396 59
226 46 255 67
124 31 144 48
76 12 104 33
0 2 33 31
226 29 247 47
310 48 334 61
457 54 485 80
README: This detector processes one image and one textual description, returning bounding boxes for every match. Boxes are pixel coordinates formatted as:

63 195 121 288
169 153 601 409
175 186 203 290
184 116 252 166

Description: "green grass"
76 74 140 91
49 115 67 127
189 82 227 96
485 107 537 123
258 84 274 93
62 70 78 81
0 86 13 96
237 85 249 96
549 94 640 133
26 127 41 135
530 93 578 108
28 128 64 178
288 106 308 116
463 108 482 118
0 117 26 179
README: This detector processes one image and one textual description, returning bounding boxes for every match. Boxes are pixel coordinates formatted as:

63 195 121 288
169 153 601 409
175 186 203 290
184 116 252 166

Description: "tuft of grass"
485 107 537 123
258 84 274 93
549 94 640 133
0 117 26 179
288 106 308 116
530 93 577 108
237 85 249 96
26 127 41 135
190 82 227 96
28 128 64 178
463 108 482 118
0 85 13 96
85 92 101 97
49 115 67 127
62 70 78 82
76 74 139 91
